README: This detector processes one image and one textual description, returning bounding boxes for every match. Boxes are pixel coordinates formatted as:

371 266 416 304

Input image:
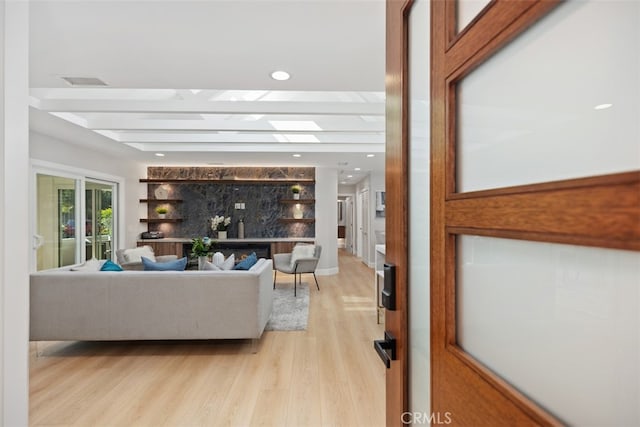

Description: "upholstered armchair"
273 244 322 296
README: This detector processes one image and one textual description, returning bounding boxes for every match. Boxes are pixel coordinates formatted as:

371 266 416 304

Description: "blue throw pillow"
233 252 258 270
100 259 123 271
142 256 188 271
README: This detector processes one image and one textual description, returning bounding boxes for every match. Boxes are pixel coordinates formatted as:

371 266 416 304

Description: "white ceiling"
28 0 386 184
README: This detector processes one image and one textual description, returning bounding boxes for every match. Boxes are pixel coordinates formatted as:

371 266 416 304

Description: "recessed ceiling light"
347 175 353 178
354 167 361 171
594 103 613 110
271 70 291 81
292 154 301 158
366 154 375 158
155 153 165 157
340 181 347 185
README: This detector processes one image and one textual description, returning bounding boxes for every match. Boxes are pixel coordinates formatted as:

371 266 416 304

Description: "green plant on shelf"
191 237 215 257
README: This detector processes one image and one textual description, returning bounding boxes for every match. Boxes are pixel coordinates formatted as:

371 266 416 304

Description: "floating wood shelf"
140 218 183 223
278 218 316 223
140 179 315 184
139 199 183 203
279 199 315 204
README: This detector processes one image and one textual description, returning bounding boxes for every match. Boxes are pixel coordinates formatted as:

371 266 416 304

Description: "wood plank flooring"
29 250 386 427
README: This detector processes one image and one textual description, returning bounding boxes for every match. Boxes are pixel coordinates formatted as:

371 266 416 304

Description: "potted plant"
155 206 168 219
290 184 302 200
211 215 231 239
191 236 214 270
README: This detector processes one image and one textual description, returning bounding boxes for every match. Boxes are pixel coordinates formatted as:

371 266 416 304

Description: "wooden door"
431 1 640 425
385 0 411 424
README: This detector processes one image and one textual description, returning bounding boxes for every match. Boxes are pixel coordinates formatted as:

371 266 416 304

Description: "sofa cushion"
71 258 105 272
234 252 258 270
290 244 315 269
100 260 123 271
123 246 156 263
141 256 188 271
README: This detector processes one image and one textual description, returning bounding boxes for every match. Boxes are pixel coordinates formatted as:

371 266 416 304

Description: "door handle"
374 331 396 369
382 263 396 310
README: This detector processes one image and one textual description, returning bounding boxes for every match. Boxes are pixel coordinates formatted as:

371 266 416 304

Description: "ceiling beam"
33 99 385 115
125 142 386 153
115 132 385 144
85 118 385 132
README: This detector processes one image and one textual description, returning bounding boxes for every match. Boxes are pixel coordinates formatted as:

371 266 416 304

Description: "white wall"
1 0 30 424
30 131 145 248
315 167 338 275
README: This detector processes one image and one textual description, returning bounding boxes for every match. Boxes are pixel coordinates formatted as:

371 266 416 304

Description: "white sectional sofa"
30 258 273 342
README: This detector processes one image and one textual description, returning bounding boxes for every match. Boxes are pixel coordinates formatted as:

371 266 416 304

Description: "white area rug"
265 282 309 331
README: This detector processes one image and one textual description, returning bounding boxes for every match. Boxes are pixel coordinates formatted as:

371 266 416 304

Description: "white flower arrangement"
211 215 231 231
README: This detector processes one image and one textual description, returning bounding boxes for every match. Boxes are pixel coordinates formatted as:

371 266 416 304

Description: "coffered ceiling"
28 0 386 185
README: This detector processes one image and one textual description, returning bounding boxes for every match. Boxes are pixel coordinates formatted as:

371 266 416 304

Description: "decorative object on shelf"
155 206 168 219
293 203 303 219
238 218 245 239
154 185 169 200
191 236 215 270
291 184 302 200
211 215 231 239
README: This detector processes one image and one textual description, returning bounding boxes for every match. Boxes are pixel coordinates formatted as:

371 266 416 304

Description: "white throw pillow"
123 245 155 263
212 252 225 266
212 252 235 270
70 258 105 271
203 261 221 271
290 244 315 269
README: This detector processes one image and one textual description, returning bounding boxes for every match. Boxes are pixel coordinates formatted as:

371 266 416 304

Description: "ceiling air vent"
61 77 108 87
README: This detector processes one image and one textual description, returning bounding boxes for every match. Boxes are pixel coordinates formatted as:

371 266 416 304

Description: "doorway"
85 180 115 261
357 189 370 264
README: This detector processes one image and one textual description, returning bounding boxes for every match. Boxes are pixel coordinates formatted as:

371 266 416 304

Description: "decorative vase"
293 204 303 219
238 219 244 239
293 193 300 200
218 230 227 239
198 256 208 270
158 213 166 219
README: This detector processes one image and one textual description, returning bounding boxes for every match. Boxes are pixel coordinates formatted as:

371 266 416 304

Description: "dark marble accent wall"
146 167 315 239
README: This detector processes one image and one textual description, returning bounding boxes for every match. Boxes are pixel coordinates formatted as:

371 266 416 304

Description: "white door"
345 196 354 253
360 189 370 264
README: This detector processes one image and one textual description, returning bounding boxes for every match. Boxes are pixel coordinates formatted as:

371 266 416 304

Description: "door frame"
31 159 125 270
384 0 412 424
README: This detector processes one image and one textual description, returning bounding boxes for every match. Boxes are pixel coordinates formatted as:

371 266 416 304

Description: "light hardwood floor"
29 250 386 427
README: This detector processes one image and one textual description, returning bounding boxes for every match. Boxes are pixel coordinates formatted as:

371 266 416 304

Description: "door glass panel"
456 236 640 426
457 0 640 192
36 174 78 270
409 0 431 416
85 181 114 260
457 0 492 33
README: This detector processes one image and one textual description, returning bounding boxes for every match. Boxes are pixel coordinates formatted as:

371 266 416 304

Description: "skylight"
269 121 322 131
